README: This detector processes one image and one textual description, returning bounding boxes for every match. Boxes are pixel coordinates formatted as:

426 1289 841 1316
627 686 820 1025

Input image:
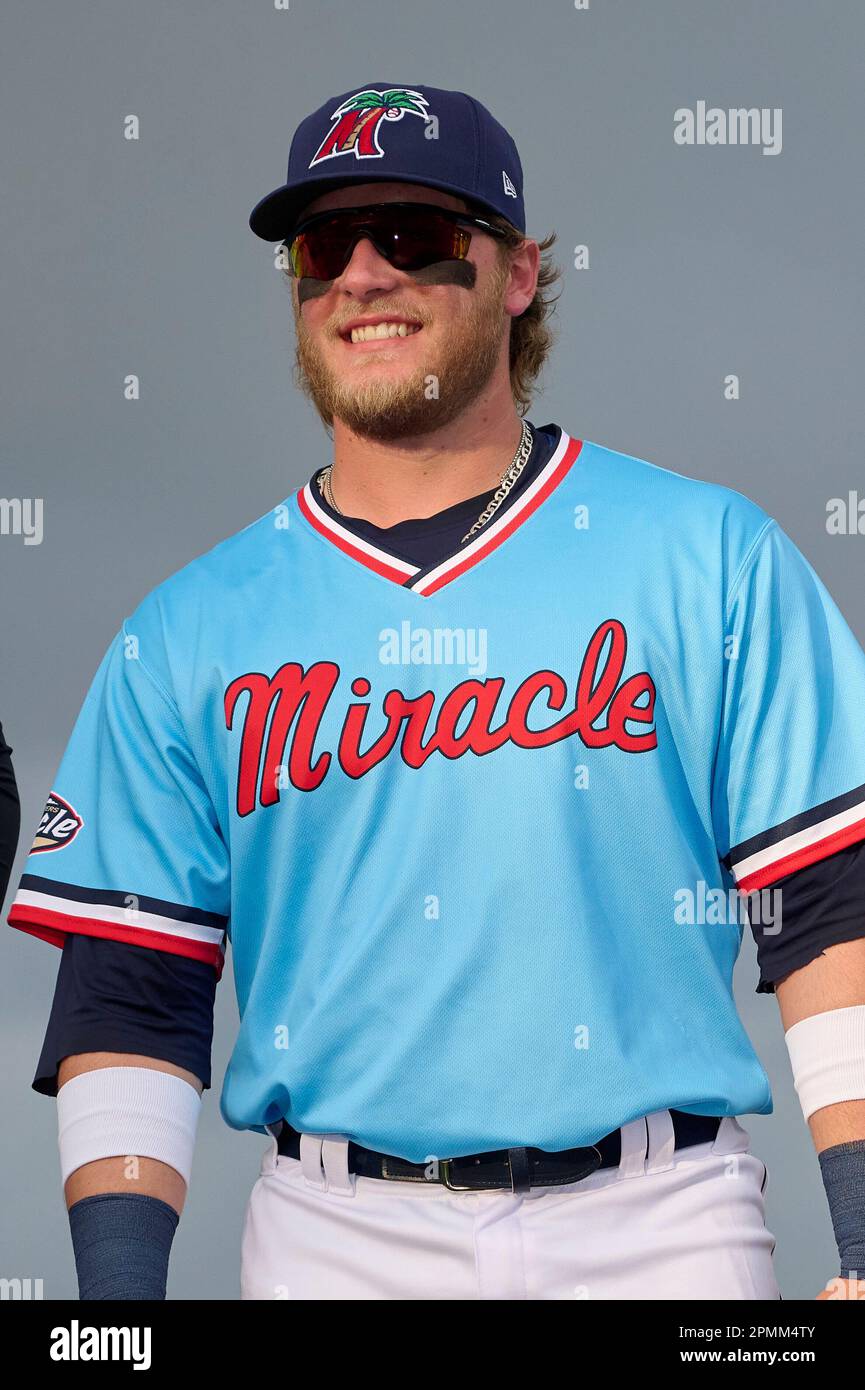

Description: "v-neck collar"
296 428 583 598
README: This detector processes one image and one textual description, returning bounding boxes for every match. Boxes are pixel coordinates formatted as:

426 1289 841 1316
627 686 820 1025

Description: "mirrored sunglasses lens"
291 209 470 279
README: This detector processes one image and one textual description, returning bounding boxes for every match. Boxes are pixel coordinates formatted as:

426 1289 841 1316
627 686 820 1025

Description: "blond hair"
474 206 562 414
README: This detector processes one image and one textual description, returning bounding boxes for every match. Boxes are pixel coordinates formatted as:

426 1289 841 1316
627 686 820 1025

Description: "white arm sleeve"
57 1066 202 1185
784 1005 865 1121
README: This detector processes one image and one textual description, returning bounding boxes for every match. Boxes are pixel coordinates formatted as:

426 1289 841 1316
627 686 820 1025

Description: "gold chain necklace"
317 420 534 546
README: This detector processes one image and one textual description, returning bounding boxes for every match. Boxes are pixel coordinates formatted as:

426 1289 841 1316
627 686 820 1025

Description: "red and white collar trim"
296 429 583 597
297 484 418 585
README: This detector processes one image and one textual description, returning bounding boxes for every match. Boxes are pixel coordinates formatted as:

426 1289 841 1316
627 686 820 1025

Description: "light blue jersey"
11 429 865 1162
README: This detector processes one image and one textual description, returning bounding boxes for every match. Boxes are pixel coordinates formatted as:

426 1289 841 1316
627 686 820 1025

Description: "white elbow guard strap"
57 1067 202 1185
784 1005 865 1121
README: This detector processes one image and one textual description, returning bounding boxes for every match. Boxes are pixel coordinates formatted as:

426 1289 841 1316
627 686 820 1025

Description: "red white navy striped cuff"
7 875 227 974
726 783 865 892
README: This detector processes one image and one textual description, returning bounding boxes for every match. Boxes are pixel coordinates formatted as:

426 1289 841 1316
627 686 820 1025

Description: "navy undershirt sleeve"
750 839 865 992
34 934 216 1095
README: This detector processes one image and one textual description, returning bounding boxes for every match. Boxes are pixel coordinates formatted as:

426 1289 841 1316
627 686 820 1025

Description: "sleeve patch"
31 793 83 854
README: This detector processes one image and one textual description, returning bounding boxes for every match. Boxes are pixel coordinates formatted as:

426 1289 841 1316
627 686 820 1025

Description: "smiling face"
290 182 523 442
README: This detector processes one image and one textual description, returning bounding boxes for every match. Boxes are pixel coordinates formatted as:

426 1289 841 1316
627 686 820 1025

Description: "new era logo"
502 170 518 198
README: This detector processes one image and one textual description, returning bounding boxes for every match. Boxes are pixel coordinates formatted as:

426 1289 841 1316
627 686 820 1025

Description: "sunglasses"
283 201 509 281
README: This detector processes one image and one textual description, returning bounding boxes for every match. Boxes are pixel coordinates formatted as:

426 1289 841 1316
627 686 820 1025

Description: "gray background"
1 0 862 1299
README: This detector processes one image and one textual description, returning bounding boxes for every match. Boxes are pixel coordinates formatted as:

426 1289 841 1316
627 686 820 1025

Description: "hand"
817 1277 865 1300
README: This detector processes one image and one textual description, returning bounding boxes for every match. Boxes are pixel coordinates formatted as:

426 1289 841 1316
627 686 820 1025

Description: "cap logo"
309 87 430 167
502 170 518 198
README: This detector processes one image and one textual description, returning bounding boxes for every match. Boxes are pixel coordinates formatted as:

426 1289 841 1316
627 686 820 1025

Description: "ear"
503 239 541 318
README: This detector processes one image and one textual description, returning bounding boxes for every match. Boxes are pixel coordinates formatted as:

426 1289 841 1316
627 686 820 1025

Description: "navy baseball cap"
249 83 525 241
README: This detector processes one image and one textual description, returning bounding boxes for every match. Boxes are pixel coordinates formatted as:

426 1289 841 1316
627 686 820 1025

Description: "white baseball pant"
239 1111 779 1300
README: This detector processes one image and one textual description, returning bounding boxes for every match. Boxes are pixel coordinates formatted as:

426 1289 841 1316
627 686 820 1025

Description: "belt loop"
299 1133 326 1190
507 1147 531 1194
321 1135 355 1195
263 1121 282 1174
617 1117 649 1178
711 1115 751 1155
645 1109 676 1173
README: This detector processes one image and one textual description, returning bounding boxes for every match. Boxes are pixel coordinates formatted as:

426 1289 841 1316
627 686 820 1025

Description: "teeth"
349 322 421 343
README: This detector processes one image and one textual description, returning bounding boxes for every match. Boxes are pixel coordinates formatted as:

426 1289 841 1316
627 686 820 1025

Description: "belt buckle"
440 1154 507 1192
379 1156 490 1189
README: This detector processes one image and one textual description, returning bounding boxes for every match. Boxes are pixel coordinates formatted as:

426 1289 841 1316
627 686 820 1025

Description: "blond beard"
293 259 511 442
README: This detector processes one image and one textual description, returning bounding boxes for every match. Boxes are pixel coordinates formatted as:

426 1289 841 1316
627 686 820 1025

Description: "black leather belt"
274 1110 722 1193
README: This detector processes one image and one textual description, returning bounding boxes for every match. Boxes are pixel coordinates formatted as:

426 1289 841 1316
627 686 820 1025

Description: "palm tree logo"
309 88 430 166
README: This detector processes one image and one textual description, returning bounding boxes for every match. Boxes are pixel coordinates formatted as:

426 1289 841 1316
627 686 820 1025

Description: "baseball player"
9 83 865 1301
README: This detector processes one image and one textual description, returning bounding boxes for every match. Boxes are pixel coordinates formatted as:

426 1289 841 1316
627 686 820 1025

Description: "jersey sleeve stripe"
727 781 865 863
16 874 228 930
7 905 225 973
7 883 227 974
727 788 865 892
